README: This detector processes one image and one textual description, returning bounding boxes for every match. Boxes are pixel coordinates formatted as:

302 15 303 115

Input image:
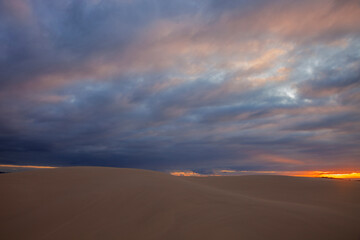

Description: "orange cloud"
219 170 237 173
170 171 205 177
0 164 57 169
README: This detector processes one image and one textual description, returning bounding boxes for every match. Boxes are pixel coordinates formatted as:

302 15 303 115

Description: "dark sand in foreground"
0 167 359 240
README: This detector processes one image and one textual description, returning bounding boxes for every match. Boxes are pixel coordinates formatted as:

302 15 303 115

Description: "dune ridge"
0 167 359 240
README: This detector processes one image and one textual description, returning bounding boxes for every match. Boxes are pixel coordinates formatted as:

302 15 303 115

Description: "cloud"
0 0 359 172
170 171 205 177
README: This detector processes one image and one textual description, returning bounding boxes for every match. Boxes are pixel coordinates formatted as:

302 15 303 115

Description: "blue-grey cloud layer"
0 0 359 171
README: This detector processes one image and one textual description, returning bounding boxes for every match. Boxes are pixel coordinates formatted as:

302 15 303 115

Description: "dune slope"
0 167 359 240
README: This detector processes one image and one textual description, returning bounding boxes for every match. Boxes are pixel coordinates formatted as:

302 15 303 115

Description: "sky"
0 0 359 174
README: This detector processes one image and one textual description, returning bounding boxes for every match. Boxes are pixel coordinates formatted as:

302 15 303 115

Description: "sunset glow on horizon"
296 171 360 179
170 170 360 180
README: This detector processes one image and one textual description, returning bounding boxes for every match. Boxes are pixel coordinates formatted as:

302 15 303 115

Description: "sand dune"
0 167 359 240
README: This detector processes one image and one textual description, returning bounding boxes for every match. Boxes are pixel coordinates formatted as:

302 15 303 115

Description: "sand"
0 167 359 240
